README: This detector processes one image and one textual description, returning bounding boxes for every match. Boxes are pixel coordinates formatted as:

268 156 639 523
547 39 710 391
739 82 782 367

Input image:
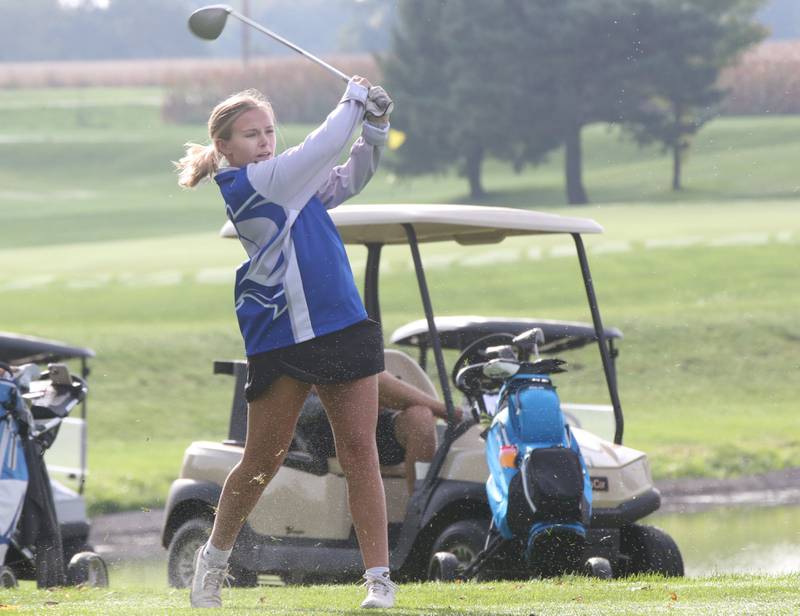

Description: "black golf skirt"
244 318 385 403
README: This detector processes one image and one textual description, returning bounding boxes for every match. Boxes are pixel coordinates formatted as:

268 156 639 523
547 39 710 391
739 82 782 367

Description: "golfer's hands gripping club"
365 86 394 125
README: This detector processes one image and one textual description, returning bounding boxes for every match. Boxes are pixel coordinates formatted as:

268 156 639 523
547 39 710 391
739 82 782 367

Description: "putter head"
188 4 233 40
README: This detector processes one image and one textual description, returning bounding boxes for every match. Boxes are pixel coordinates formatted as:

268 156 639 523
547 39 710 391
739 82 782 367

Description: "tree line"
382 0 767 203
0 0 394 62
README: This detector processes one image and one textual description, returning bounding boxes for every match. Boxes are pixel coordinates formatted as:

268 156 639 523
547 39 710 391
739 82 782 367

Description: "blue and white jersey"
216 80 389 357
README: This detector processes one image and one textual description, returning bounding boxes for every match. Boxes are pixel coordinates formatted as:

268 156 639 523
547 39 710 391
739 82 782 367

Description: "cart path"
89 467 800 563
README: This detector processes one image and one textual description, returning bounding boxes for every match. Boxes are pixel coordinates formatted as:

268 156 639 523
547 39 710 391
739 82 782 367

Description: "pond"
104 503 800 588
650 503 800 576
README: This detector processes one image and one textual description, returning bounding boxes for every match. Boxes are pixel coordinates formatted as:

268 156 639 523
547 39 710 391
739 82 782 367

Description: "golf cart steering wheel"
451 333 516 393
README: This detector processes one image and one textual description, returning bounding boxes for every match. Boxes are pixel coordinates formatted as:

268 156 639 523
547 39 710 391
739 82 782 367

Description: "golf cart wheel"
64 540 94 565
428 552 459 581
67 552 109 587
428 519 488 579
0 565 18 588
168 517 212 588
620 524 684 577
167 517 258 589
584 556 613 579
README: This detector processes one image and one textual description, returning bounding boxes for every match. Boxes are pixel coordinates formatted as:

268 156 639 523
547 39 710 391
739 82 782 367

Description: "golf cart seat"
383 349 438 399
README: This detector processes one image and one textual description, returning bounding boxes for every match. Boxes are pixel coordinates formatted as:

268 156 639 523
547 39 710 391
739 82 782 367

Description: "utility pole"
242 0 251 66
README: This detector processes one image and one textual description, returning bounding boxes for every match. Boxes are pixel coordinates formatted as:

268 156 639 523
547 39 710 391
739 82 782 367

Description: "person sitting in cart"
298 371 460 495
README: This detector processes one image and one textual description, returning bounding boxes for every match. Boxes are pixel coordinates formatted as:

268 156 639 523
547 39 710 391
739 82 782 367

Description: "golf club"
188 4 350 83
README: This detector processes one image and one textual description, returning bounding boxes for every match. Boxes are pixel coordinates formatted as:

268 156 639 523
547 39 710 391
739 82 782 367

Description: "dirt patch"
656 466 800 513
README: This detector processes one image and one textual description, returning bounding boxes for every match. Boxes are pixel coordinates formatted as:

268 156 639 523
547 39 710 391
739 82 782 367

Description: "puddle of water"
649 504 800 576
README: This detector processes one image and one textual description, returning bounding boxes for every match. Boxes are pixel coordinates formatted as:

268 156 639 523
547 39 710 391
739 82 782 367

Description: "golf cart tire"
67 552 109 587
0 565 18 588
584 556 613 579
620 524 684 577
428 552 459 581
428 519 488 577
167 517 258 588
63 540 94 565
167 517 212 588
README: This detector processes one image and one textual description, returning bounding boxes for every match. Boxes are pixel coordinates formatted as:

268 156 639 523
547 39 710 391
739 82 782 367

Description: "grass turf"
0 87 798 513
3 574 800 615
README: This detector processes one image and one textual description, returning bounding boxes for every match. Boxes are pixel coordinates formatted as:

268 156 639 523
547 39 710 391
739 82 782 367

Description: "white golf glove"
365 86 394 122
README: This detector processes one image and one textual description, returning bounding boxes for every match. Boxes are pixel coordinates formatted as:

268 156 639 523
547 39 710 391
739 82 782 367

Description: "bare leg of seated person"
377 371 460 494
392 404 437 494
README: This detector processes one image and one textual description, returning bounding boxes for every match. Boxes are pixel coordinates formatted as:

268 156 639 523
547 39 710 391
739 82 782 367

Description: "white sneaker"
190 547 232 608
360 572 398 609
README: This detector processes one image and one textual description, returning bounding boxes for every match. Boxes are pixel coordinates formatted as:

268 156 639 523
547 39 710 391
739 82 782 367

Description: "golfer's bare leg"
208 376 311 550
393 405 437 495
317 375 389 569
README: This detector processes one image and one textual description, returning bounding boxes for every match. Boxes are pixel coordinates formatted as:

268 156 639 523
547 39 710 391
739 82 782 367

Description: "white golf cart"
1 332 108 587
161 204 682 585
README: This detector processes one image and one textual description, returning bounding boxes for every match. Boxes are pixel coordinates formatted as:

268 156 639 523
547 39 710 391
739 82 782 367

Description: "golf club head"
188 4 233 40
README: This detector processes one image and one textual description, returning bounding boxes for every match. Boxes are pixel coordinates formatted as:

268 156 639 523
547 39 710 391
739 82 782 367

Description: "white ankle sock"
365 566 390 579
203 541 232 567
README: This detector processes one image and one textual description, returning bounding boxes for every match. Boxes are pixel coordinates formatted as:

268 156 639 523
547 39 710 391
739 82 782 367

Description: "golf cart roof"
0 332 95 365
391 316 622 354
220 203 603 245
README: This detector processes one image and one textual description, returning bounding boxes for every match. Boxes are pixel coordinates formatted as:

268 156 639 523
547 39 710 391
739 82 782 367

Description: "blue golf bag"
0 364 70 587
484 366 592 574
1 372 30 570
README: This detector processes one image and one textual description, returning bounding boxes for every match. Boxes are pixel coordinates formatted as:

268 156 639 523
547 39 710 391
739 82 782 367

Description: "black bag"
506 447 587 538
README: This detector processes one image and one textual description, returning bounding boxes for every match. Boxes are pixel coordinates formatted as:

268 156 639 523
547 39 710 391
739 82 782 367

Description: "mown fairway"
0 87 798 513
4 574 800 615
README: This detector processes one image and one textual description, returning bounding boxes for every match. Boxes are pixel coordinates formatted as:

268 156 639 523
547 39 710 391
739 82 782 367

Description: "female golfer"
176 76 395 609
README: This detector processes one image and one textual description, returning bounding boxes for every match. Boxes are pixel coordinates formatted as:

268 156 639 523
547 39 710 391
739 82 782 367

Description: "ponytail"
175 142 221 188
175 89 274 189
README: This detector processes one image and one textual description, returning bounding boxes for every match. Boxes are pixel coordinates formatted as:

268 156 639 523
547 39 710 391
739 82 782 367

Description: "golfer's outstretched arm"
315 121 388 209
247 78 368 210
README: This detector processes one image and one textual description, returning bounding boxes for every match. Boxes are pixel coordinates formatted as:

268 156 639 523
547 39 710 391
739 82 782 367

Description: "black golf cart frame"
217 226 629 576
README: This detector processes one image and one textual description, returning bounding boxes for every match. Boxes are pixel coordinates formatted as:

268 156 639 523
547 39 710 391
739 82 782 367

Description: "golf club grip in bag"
484 373 592 541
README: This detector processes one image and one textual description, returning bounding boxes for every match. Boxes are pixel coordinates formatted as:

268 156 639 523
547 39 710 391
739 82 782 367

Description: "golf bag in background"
1 373 29 569
0 367 66 587
484 367 592 575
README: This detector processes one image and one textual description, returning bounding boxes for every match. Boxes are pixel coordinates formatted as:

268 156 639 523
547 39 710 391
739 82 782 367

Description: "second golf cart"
162 204 682 585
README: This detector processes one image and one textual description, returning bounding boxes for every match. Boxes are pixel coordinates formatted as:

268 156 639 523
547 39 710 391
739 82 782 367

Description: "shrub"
161 55 381 124
719 41 800 115
0 56 382 124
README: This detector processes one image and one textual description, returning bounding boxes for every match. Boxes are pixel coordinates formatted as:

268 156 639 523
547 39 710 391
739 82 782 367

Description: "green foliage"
380 0 454 177
383 0 768 203
624 0 767 189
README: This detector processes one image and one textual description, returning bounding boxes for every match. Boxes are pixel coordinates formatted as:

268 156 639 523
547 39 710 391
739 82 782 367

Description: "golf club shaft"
227 9 350 83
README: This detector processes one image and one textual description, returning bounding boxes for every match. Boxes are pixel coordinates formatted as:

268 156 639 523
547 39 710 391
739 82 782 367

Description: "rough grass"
0 87 798 513
4 575 800 615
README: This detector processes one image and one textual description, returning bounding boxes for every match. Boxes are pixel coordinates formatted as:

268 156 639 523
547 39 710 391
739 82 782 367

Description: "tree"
380 2 455 185
624 0 766 190
508 0 672 204
382 1 559 200
382 0 767 204
383 0 661 204
0 0 208 61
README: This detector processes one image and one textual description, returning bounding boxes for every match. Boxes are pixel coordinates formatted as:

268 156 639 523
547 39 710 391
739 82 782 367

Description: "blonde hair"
175 89 274 188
